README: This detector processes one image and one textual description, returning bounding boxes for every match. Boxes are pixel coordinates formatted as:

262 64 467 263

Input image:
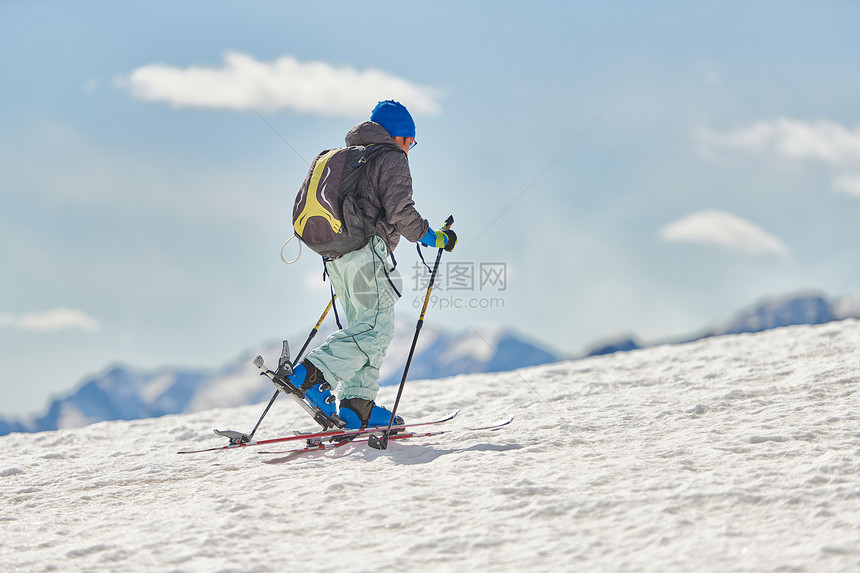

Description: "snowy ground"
2 320 859 572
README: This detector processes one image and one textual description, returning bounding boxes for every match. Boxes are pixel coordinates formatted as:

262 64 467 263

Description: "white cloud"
833 173 860 197
697 118 860 165
696 118 860 198
661 209 789 257
118 51 442 116
0 308 100 333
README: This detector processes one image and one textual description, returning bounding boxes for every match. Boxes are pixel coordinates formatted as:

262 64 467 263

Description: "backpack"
293 144 401 259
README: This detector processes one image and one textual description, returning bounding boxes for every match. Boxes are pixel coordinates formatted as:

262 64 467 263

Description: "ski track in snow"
1 320 859 572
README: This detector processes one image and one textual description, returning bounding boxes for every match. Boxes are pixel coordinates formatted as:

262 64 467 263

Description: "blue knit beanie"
370 100 416 139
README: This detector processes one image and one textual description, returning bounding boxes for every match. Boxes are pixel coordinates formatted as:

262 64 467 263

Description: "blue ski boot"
292 360 337 418
339 397 404 430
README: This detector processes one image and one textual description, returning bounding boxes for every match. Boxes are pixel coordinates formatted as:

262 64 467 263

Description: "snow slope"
1 320 859 572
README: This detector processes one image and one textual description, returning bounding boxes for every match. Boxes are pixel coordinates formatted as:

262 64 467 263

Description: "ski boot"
339 397 404 430
290 360 337 419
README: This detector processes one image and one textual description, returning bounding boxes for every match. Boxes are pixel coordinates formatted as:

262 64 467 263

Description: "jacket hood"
345 121 397 147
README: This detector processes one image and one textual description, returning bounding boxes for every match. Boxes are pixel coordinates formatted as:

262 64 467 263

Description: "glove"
419 228 457 252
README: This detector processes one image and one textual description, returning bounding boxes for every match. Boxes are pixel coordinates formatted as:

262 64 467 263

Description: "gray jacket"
345 121 430 252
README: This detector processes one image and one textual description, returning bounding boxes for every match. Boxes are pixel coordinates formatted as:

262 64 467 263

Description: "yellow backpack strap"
294 149 342 236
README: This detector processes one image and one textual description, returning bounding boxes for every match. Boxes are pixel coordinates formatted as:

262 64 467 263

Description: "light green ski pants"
306 236 399 401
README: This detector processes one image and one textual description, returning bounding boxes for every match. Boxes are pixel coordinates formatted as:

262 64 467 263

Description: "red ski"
255 415 514 457
177 410 460 454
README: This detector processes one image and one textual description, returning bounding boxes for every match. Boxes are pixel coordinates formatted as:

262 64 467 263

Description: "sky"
2 1 859 417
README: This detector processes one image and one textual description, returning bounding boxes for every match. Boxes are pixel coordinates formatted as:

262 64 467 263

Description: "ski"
257 415 514 456
257 430 447 455
466 416 514 431
177 410 460 454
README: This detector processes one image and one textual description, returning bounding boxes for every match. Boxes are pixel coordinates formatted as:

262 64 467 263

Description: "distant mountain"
700 292 834 338
1 367 213 435
0 318 560 435
381 320 560 384
585 336 640 357
588 291 859 359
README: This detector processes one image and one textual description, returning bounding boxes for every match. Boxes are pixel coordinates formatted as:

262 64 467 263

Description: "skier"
281 100 456 430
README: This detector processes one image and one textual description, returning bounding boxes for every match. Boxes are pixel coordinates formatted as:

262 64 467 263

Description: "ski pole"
369 215 454 451
242 296 336 442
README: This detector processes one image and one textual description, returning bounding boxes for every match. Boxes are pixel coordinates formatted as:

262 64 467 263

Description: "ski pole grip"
443 215 454 230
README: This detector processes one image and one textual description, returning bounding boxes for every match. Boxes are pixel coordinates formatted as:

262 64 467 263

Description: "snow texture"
1 320 859 572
